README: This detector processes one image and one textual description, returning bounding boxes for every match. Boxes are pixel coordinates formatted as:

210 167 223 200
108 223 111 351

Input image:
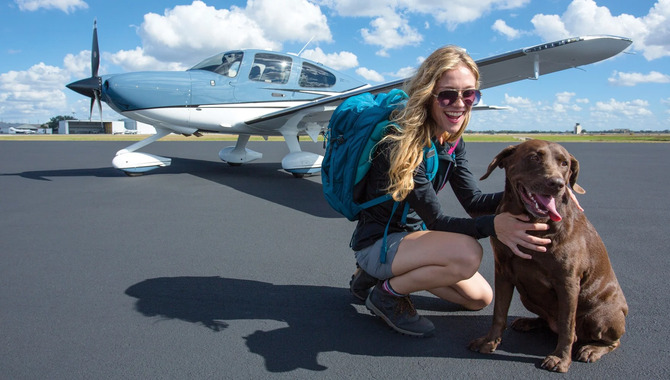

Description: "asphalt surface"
1 139 668 379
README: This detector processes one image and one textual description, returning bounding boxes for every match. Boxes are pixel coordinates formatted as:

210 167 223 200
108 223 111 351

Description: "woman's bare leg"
428 272 492 310
388 230 492 309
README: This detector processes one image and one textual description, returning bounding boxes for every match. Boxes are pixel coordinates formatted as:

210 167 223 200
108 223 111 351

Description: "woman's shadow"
125 276 555 372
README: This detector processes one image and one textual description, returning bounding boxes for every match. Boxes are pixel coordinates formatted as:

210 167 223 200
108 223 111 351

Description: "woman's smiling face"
430 63 477 138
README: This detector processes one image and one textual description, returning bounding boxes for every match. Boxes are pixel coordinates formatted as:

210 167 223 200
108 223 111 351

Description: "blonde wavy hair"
384 46 480 201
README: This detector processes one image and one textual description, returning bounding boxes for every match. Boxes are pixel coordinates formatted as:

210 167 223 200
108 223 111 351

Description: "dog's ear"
480 145 516 180
569 154 586 194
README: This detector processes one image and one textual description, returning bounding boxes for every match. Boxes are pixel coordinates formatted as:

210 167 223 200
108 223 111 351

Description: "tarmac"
1 139 668 379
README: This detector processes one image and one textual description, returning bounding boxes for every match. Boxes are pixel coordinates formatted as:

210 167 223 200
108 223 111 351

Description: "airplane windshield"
299 62 336 88
189 51 243 77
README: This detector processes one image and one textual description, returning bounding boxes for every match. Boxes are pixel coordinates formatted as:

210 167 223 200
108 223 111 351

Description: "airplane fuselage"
94 49 366 136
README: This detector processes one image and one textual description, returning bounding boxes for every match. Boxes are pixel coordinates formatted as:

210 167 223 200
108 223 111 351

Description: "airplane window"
250 53 292 84
299 62 336 88
215 52 243 77
189 54 225 72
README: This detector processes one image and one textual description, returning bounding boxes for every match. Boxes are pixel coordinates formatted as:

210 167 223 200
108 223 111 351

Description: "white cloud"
393 66 417 78
555 91 575 104
592 98 653 117
531 0 670 60
14 0 87 13
139 1 280 64
300 47 358 71
244 0 332 43
547 102 582 113
530 14 569 40
319 0 530 52
106 48 187 72
402 0 531 31
136 0 333 65
0 63 69 121
355 67 384 82
503 93 534 108
361 13 423 56
492 19 523 39
63 50 93 79
608 70 670 86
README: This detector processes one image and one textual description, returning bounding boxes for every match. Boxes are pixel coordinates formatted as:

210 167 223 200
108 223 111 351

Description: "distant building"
122 119 157 134
574 123 583 134
59 119 157 134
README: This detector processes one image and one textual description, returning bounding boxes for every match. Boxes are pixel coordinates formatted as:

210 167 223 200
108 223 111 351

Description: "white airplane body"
9 127 37 134
67 22 631 177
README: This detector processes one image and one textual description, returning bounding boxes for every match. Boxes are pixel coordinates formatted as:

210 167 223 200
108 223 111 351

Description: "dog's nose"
547 177 565 192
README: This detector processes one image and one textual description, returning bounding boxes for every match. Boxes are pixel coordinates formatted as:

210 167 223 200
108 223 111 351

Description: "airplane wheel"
292 173 305 178
227 162 242 167
124 171 143 177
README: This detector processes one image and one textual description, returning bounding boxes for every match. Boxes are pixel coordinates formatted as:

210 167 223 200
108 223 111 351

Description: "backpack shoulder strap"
424 141 438 181
447 137 460 155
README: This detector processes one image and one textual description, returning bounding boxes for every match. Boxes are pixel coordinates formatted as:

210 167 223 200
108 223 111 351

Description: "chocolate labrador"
468 140 627 373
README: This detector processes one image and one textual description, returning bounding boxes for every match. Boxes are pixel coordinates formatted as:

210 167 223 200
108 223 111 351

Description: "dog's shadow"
125 276 556 372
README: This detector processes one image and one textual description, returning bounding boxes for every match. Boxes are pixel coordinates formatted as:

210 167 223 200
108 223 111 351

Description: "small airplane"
67 21 631 177
9 126 37 134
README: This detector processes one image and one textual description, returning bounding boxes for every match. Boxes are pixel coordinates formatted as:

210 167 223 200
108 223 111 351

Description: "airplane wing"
245 35 631 133
476 35 633 88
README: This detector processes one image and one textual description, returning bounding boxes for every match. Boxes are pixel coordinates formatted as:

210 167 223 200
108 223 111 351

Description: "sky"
1 0 668 132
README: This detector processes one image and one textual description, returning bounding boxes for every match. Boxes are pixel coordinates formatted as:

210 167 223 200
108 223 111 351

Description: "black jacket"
350 138 502 251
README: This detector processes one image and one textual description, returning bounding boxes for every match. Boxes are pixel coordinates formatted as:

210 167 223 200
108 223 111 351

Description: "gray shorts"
354 232 409 280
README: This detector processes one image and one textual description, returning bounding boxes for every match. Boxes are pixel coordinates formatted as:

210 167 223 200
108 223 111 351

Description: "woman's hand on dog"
494 213 551 259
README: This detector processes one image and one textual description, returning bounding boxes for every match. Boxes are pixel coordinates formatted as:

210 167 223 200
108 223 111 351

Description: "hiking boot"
349 265 378 302
365 284 435 337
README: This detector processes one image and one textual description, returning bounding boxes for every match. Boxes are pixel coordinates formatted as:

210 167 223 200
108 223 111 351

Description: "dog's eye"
561 160 569 167
529 154 540 162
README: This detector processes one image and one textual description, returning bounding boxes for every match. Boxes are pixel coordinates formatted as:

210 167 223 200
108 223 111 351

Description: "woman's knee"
458 272 493 310
450 236 484 279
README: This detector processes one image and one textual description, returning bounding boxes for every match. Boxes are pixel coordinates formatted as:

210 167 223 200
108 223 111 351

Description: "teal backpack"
321 89 438 262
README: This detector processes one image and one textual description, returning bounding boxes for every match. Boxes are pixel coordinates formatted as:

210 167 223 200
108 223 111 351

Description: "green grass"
1 133 669 143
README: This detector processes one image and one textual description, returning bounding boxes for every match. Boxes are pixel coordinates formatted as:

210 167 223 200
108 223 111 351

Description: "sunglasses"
433 89 481 107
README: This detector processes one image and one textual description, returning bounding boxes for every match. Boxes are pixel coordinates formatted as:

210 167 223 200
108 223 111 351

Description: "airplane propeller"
66 20 103 124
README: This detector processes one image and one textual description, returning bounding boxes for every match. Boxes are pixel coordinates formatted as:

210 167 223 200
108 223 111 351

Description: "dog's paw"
468 336 501 354
511 317 547 332
541 355 571 373
575 343 615 363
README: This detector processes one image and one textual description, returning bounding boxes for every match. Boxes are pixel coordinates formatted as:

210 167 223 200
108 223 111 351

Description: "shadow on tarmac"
125 276 557 373
2 156 339 218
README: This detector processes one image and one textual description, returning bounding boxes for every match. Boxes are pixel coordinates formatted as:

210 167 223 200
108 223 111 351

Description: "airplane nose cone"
66 76 102 98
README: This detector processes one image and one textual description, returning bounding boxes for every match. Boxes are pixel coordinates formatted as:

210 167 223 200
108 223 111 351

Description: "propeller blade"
95 90 103 125
89 97 94 121
91 20 99 78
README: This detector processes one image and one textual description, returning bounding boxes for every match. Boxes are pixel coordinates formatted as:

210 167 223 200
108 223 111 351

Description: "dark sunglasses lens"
437 90 481 107
462 90 481 106
437 90 459 106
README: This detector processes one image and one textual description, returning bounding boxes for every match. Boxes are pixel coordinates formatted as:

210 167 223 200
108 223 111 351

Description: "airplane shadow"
166 157 339 218
125 276 558 373
1 156 339 218
1 167 123 181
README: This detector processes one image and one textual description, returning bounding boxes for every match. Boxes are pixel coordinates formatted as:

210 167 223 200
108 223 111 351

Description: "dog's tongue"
535 194 562 222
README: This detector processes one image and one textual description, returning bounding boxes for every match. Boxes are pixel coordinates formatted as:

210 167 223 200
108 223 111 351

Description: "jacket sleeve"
405 140 500 239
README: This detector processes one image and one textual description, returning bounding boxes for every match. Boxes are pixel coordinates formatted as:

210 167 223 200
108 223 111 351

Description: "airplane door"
233 52 294 103
188 72 240 130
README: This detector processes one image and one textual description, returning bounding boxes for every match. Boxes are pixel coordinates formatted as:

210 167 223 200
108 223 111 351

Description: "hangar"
58 119 157 135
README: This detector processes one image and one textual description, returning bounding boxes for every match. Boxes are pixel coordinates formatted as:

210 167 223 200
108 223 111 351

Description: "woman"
349 46 552 337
